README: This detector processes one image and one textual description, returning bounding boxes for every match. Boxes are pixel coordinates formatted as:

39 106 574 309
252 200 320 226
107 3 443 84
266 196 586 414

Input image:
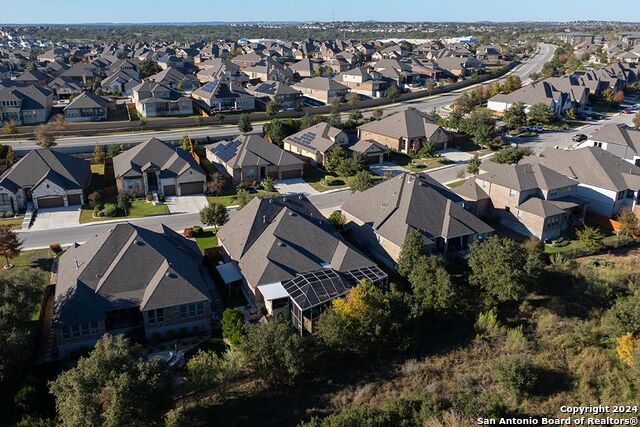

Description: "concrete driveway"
166 195 209 214
274 178 319 196
369 162 409 177
440 149 473 163
31 206 81 231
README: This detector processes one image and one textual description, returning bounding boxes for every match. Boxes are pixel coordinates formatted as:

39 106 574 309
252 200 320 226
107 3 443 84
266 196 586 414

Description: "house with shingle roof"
0 85 53 125
579 123 640 166
132 80 193 118
469 162 583 240
357 108 452 153
487 81 573 117
112 138 205 197
341 172 493 266
0 149 90 211
63 91 114 122
292 76 349 104
521 147 640 218
283 122 349 165
217 195 386 334
191 77 255 112
245 80 301 110
52 223 215 358
205 134 304 184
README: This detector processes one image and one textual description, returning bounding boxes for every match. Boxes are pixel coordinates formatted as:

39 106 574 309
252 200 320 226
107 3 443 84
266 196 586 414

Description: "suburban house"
292 76 349 104
243 58 293 83
283 122 349 165
52 223 215 358
357 109 452 153
341 173 494 267
101 69 141 96
542 76 590 110
191 78 255 112
63 92 114 122
47 76 84 99
217 195 387 334
487 81 573 116
205 134 304 184
148 67 200 92
334 67 387 98
0 149 90 211
348 139 390 164
288 58 318 79
0 85 53 125
112 138 206 197
245 81 301 110
434 56 485 77
521 147 640 218
468 162 584 241
132 81 193 118
578 123 640 166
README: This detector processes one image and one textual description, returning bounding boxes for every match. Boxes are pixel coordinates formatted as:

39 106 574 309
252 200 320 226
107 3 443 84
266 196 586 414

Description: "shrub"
328 211 345 229
222 308 245 346
158 195 165 203
495 354 538 399
183 228 194 238
49 243 62 254
102 203 118 217
97 210 105 217
191 225 203 236
145 193 153 202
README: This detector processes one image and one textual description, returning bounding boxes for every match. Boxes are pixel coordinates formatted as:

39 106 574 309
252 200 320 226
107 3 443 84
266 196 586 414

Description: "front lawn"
388 152 452 172
0 217 23 230
303 165 381 192
207 188 280 207
195 230 218 255
3 248 54 283
79 198 169 224
446 179 468 188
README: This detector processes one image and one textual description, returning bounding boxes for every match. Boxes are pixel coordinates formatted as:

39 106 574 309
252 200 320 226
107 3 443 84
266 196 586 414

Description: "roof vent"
298 195 304 200
289 211 296 216
277 241 285 247
282 197 287 203
262 215 266 223
165 271 172 278
268 198 273 204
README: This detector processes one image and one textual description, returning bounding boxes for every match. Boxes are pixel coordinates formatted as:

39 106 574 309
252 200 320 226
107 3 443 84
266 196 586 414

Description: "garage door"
67 194 82 205
37 196 64 209
280 169 303 179
163 185 176 196
179 182 203 195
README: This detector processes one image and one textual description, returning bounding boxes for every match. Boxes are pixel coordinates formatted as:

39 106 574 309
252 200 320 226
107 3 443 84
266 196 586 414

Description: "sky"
0 0 638 24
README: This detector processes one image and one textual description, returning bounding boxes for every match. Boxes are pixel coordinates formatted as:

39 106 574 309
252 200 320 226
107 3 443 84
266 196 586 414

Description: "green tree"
0 271 45 384
446 110 463 130
386 84 401 101
49 336 171 427
3 120 18 137
397 229 426 277
349 170 373 192
200 203 229 231
238 113 253 133
617 209 640 238
180 135 192 151
460 108 495 148
495 354 538 400
35 125 56 148
106 144 120 159
266 99 280 117
324 146 347 173
328 109 342 128
186 349 241 401
491 148 533 164
417 140 437 158
0 225 22 268
262 176 275 192
502 75 522 94
221 308 245 346
235 188 251 209
503 102 527 130
467 236 531 303
116 191 134 216
299 113 317 129
467 154 481 174
576 225 605 251
408 255 455 315
602 293 640 337
527 103 555 125
264 118 286 146
138 59 161 78
93 143 104 164
336 157 359 177
238 321 305 388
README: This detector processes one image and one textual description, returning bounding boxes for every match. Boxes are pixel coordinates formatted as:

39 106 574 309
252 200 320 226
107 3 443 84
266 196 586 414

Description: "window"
148 308 164 324
509 189 516 198
180 302 205 319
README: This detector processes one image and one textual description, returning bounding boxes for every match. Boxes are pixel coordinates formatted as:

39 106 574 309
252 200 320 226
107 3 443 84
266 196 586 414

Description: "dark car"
572 133 587 142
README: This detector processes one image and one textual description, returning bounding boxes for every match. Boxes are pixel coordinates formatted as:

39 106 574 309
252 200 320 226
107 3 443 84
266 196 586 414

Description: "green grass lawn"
544 239 587 254
79 199 169 224
388 152 452 172
0 217 22 230
3 248 53 283
446 179 468 188
303 165 382 192
207 189 280 207
195 231 218 255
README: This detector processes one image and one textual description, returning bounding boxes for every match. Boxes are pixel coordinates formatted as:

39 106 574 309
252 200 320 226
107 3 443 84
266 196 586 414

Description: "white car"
527 125 544 132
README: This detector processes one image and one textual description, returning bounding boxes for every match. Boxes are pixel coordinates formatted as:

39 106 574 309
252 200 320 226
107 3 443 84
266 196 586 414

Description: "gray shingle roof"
206 134 303 169
112 138 204 179
357 109 444 140
590 124 640 155
477 162 578 192
283 122 343 154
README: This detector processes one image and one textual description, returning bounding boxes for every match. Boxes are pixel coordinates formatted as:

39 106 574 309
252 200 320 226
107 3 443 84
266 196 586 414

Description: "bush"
158 195 165 203
222 308 245 346
145 193 153 202
102 203 118 217
49 243 62 254
97 210 105 217
183 228 194 238
495 354 538 398
191 225 203 236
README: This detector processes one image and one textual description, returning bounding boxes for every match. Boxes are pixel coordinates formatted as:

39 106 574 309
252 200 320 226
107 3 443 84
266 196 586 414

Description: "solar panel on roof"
201 80 219 93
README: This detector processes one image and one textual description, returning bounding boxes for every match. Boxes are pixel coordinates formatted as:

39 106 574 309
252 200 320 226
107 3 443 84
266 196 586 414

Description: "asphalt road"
7 44 555 154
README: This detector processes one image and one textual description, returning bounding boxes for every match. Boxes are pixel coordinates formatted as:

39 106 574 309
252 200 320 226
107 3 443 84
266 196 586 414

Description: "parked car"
572 133 587 142
527 125 543 132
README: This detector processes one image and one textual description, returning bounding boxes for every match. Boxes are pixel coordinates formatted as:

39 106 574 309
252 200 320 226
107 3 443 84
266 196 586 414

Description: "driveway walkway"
31 206 81 231
166 195 209 214
274 178 319 196
369 162 409 177
439 148 473 163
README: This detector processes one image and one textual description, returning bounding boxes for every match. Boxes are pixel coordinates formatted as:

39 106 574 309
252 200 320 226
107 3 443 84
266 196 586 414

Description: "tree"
115 191 133 216
576 225 605 251
138 117 147 129
221 308 245 346
93 143 104 164
527 103 555 125
397 229 426 277
105 144 120 159
324 146 347 173
349 170 373 192
207 172 226 196
336 157 360 177
386 84 401 101
238 113 252 133
346 92 359 108
491 148 533 164
299 113 317 129
261 176 275 192
616 333 640 367
49 336 171 427
35 125 56 148
200 203 229 231
238 321 305 388
602 293 640 337
452 93 478 114
180 135 192 151
266 99 280 117
426 79 435 96
503 102 527 130
138 59 161 78
495 354 538 399
446 110 463 131
0 225 22 269
327 109 342 128
502 75 522 94
3 120 18 137
467 154 481 174
372 108 383 120
617 209 640 238
633 112 640 128
460 108 495 148
235 188 251 209
51 114 68 131
264 118 286 146
186 349 241 401
467 236 532 303
0 271 45 384
408 255 455 315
